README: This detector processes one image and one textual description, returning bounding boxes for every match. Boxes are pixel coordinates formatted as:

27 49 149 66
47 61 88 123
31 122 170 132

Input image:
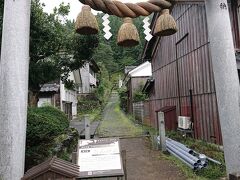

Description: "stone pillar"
205 0 240 176
0 0 31 179
158 111 166 152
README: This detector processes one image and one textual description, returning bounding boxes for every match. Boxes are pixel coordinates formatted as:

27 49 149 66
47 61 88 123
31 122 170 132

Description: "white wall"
79 62 98 94
89 72 97 87
60 72 78 117
80 63 90 93
38 97 52 107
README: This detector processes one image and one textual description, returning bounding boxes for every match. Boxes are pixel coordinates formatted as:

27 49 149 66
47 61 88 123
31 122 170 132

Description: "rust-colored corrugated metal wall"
148 2 223 144
229 0 240 49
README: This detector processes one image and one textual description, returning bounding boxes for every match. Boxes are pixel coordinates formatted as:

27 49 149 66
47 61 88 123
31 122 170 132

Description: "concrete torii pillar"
0 0 31 179
205 0 240 176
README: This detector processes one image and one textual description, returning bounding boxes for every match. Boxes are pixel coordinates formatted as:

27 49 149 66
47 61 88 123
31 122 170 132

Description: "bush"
95 63 112 105
25 106 70 170
78 95 101 114
133 84 147 103
118 88 128 112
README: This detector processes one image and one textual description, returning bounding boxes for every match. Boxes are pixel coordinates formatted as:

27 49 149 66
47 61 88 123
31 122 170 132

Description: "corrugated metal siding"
148 3 223 144
229 0 240 49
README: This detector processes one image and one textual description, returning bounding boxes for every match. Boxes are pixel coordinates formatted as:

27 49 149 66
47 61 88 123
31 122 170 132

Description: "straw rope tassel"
75 5 99 35
117 18 140 47
154 9 177 36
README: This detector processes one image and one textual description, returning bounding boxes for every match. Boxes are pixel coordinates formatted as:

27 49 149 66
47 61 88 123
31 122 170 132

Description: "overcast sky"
40 0 148 20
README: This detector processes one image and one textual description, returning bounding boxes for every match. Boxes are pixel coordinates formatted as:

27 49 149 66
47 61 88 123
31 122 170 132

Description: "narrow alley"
96 93 186 180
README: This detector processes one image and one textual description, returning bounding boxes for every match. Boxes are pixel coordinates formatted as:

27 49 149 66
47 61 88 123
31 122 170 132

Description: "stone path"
97 93 142 138
96 93 186 180
70 119 100 138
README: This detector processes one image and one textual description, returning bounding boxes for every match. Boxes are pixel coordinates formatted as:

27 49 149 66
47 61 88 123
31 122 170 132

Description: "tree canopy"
94 14 146 74
29 0 98 95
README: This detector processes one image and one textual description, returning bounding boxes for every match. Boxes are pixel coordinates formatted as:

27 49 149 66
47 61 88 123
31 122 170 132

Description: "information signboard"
78 138 124 178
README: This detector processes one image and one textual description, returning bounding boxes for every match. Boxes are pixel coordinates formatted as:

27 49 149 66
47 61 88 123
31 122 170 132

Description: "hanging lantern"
75 5 99 35
154 9 177 37
117 18 140 47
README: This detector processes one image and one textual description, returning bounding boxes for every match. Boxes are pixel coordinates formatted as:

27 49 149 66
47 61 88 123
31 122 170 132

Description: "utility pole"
205 0 240 177
0 0 31 179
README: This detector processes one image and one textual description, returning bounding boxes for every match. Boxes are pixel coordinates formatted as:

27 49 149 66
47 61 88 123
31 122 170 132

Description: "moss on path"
97 93 142 137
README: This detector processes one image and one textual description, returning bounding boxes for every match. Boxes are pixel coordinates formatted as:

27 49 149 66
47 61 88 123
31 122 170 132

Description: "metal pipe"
167 138 194 154
167 148 197 170
166 141 201 163
167 143 198 167
194 151 222 165
207 157 222 165
200 161 208 167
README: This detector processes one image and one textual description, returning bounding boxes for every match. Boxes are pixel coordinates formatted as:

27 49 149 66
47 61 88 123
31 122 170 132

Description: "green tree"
96 63 112 105
28 0 98 106
95 14 146 74
93 43 118 73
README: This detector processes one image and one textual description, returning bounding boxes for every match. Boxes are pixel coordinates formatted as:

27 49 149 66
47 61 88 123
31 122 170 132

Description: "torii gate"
0 0 240 179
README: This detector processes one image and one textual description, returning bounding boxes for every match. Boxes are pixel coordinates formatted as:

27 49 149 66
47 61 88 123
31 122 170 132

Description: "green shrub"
133 84 147 103
118 88 128 112
78 95 101 114
25 106 70 170
133 90 147 102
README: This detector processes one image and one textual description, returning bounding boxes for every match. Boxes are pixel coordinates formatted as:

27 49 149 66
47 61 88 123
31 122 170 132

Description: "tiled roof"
40 83 60 92
22 157 80 179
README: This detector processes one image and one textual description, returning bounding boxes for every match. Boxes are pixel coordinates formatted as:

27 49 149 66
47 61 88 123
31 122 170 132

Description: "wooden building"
124 62 152 114
22 157 80 180
141 0 240 144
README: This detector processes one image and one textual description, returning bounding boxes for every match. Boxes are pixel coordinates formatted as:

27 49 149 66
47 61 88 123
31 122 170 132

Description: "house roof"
40 83 60 92
22 157 80 180
128 61 152 77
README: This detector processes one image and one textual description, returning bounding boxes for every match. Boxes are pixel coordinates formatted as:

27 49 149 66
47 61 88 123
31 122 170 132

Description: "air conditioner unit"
178 116 191 130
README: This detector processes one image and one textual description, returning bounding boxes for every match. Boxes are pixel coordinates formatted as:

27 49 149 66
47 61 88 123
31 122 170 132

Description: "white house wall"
60 72 78 117
79 62 98 94
80 63 91 94
89 73 97 87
